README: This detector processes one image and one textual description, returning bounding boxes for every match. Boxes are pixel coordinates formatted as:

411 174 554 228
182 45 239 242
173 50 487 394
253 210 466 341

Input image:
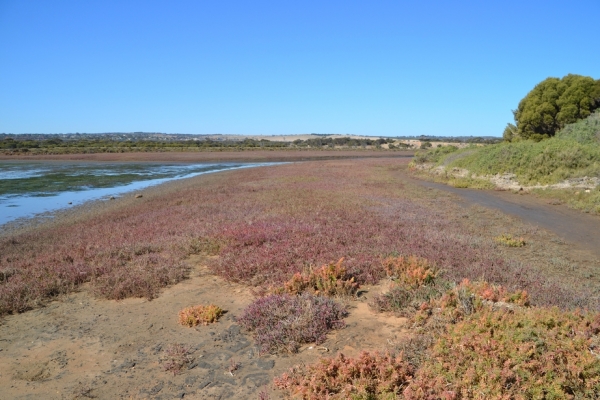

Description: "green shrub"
411 145 458 165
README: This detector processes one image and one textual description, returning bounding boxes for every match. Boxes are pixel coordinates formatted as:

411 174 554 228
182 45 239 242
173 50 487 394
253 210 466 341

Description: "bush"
237 293 347 354
276 258 359 297
512 74 600 139
178 304 224 327
412 145 458 165
382 255 437 287
161 344 192 375
557 109 600 144
413 279 530 331
405 307 600 399
91 254 188 300
370 282 449 317
274 351 414 399
495 234 526 247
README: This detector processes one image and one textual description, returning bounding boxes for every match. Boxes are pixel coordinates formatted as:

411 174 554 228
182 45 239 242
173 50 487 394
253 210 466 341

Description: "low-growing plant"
495 233 526 247
382 255 437 287
370 281 450 317
459 278 529 306
277 258 359 297
91 255 188 300
237 293 347 354
227 358 241 376
161 344 192 375
178 304 224 327
414 279 530 330
405 307 600 399
186 236 224 256
273 351 414 399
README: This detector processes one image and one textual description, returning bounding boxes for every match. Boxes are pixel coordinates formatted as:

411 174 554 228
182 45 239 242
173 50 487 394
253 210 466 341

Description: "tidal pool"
0 161 275 227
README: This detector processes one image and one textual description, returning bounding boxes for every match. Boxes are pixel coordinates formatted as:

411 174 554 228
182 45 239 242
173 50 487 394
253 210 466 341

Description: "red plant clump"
405 307 600 399
277 258 359 297
382 255 437 287
274 351 414 399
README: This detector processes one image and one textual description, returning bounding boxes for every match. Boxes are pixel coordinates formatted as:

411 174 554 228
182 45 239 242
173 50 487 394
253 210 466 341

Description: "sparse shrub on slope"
443 139 600 185
412 145 459 165
237 293 347 354
405 307 600 399
557 109 600 144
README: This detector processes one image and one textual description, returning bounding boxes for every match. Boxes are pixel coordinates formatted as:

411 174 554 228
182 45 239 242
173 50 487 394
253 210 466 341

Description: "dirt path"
412 178 600 259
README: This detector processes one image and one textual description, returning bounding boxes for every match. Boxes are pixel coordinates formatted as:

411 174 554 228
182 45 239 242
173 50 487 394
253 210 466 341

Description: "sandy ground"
2 154 600 399
0 259 406 400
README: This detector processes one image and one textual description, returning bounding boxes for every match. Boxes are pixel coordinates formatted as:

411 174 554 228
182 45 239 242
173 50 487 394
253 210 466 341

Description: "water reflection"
0 162 275 227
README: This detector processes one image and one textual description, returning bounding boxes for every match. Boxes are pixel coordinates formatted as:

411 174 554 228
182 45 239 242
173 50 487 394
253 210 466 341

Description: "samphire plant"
275 258 359 297
178 304 224 327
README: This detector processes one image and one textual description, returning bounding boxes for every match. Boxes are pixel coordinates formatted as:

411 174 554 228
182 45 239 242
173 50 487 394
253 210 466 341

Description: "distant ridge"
0 132 501 143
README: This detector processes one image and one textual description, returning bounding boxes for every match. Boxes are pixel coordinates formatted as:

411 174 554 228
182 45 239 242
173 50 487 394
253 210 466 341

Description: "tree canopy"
505 74 600 141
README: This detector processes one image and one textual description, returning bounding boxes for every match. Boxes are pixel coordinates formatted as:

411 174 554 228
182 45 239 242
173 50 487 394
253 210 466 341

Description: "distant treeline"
0 135 500 155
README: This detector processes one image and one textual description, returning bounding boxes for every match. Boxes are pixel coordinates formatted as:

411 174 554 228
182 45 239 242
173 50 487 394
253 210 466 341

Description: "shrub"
370 281 449 317
277 258 359 297
274 351 414 399
413 279 530 331
91 254 188 300
382 255 437 287
495 234 526 247
237 293 347 354
178 304 224 327
405 307 600 399
411 144 459 165
161 344 192 375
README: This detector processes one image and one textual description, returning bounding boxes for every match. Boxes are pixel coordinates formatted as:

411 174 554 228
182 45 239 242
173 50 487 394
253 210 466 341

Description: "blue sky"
1 1 598 137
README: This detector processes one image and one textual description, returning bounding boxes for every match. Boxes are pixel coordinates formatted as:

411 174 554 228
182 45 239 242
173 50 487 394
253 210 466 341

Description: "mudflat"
0 149 414 163
1 155 599 399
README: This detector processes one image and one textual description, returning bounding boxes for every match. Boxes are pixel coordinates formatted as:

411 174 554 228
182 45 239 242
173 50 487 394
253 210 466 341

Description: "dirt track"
413 178 600 259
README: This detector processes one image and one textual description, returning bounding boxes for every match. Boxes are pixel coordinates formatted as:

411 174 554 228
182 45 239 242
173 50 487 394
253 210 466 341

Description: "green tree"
502 123 517 142
510 74 600 140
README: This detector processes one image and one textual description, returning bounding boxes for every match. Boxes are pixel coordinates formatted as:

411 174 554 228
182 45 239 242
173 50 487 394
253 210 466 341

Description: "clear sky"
1 1 598 137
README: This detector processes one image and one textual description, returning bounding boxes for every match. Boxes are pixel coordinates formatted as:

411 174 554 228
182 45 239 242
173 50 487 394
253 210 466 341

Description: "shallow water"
0 161 275 227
